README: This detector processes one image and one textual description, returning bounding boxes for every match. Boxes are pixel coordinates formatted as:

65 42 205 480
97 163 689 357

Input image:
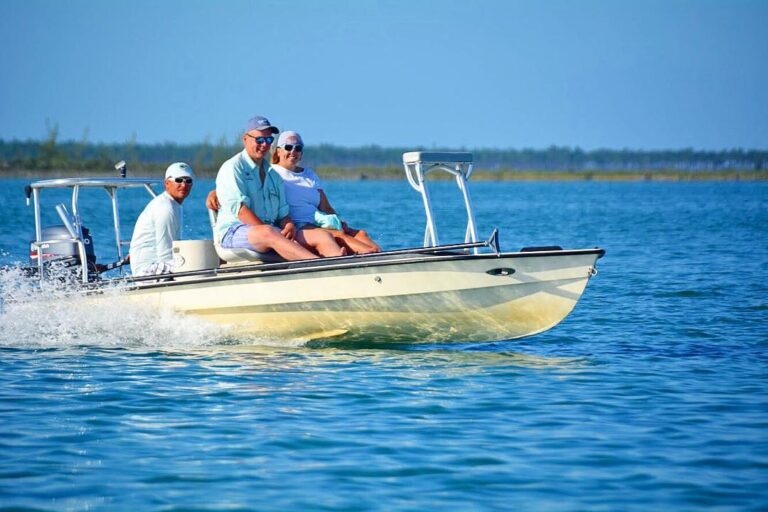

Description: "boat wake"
0 265 304 350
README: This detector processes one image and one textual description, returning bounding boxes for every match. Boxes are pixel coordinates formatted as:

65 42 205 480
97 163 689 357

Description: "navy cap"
245 116 279 134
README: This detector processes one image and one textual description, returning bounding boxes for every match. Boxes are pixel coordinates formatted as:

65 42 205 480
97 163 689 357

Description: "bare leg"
327 231 374 254
296 228 346 257
331 227 381 254
352 229 381 252
246 224 318 260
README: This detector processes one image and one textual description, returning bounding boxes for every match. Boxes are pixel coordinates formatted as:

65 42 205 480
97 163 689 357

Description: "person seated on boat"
271 131 381 255
207 130 381 256
128 162 194 276
213 116 318 261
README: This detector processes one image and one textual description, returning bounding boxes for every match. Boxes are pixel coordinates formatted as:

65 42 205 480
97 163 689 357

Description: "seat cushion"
214 246 283 264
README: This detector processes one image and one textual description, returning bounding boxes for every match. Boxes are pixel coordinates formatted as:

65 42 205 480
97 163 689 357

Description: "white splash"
0 265 295 350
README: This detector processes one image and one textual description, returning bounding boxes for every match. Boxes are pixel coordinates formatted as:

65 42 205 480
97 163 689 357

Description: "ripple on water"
1 181 768 510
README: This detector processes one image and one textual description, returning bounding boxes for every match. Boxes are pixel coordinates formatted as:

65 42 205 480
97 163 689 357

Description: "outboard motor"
29 225 97 272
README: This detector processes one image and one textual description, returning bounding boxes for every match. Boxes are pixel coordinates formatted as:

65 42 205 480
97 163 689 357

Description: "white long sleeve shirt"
129 192 182 275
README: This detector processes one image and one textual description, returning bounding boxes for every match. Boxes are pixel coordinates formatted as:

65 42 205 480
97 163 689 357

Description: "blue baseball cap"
245 115 279 134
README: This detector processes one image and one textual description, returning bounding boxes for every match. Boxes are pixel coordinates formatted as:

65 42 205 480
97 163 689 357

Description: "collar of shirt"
241 149 268 182
241 149 266 171
161 190 182 205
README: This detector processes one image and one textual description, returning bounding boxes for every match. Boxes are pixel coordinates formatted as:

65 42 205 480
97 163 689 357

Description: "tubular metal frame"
28 178 161 284
402 153 479 254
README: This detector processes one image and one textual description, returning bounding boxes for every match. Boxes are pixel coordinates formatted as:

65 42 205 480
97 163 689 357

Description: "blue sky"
1 0 766 150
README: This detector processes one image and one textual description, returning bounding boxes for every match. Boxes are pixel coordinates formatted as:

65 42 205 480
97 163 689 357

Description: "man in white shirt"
129 162 194 275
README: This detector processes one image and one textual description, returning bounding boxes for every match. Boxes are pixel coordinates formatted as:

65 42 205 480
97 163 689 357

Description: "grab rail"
402 152 479 253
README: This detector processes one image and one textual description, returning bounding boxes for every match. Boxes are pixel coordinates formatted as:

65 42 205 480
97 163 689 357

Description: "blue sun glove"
314 211 343 230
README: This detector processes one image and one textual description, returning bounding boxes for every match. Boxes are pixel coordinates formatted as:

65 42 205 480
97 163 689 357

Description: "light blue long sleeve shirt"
214 150 290 243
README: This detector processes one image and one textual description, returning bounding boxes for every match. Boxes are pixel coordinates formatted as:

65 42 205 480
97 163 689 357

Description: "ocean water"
0 177 767 511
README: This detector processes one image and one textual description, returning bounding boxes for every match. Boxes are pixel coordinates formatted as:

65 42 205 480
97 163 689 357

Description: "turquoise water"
1 178 767 510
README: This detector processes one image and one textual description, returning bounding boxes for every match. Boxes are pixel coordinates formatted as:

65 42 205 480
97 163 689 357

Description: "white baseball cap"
277 130 304 147
165 162 194 180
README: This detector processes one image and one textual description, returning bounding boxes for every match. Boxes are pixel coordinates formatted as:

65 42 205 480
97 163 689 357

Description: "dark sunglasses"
283 144 303 153
172 177 193 184
246 134 274 145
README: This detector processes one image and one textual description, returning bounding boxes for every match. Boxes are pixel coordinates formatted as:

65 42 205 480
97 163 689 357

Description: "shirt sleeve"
154 200 180 263
274 173 290 220
216 159 250 218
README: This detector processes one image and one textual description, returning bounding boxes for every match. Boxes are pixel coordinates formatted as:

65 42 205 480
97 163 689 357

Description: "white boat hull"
122 249 602 344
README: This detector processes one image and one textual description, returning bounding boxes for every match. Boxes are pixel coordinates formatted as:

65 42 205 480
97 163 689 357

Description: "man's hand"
206 190 220 211
280 220 296 240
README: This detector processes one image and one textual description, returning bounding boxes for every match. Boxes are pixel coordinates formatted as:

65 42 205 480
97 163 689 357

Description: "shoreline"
2 168 766 182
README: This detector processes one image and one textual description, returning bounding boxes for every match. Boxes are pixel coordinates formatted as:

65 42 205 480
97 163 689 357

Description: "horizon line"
1 136 766 154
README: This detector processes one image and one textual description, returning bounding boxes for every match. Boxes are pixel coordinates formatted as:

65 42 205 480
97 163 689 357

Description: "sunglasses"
172 177 193 184
246 134 275 145
282 144 303 153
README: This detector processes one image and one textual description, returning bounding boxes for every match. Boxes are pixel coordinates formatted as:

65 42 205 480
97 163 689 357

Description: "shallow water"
1 178 767 510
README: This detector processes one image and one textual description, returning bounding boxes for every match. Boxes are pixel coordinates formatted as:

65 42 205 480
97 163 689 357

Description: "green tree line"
1 127 765 177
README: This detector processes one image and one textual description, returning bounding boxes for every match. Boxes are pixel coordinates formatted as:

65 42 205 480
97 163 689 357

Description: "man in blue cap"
213 115 317 260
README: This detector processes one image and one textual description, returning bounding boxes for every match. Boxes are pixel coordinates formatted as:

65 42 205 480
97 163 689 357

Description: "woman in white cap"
270 130 381 254
128 162 194 275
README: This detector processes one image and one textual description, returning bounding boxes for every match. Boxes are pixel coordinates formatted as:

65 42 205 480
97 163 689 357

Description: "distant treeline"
0 127 765 178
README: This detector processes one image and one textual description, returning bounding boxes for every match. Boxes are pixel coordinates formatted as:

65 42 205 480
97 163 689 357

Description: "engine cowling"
30 225 96 269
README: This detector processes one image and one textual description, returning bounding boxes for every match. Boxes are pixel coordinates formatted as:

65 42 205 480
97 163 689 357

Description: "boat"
23 152 604 344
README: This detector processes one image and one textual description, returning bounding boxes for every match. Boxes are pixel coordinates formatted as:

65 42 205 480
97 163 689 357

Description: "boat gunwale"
98 247 605 292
